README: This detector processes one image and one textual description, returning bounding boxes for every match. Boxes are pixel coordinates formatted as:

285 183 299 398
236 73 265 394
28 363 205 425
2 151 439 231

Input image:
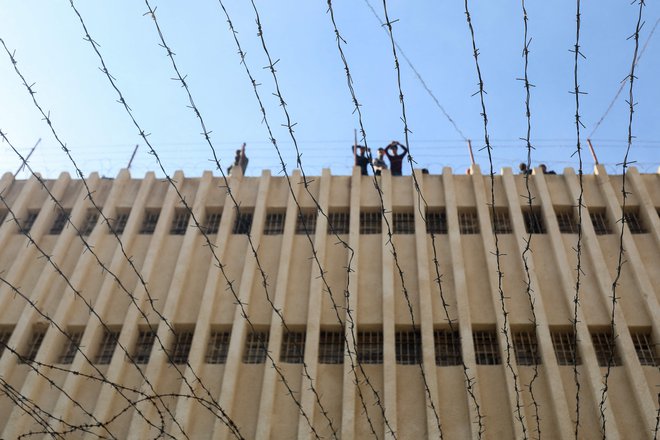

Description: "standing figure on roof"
353 144 371 176
372 148 388 176
228 143 248 176
385 141 408 176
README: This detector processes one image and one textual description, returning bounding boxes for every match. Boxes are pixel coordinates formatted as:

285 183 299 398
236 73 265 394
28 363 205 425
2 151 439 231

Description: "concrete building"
0 165 658 439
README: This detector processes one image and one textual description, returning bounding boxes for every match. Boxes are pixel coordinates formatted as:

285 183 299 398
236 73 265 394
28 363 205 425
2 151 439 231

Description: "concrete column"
214 170 272 440
380 170 398 440
2 172 100 438
470 165 528 439
532 170 621 439
126 171 215 438
340 166 362 440
90 171 185 432
297 168 336 440
255 170 304 438
442 167 483 439
411 169 442 438
173 172 242 433
501 168 574 439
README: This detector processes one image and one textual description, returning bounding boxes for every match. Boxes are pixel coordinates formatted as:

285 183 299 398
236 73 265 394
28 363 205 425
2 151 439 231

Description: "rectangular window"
295 211 317 235
556 208 579 234
327 211 350 234
170 209 190 235
551 330 580 365
360 211 381 235
170 330 194 364
396 330 422 364
205 330 231 364
426 209 448 234
393 211 415 234
203 210 222 234
473 330 500 365
434 329 462 366
631 331 657 366
357 331 383 364
81 209 99 236
20 211 39 234
49 209 71 235
20 329 45 364
491 209 512 234
110 210 130 235
132 328 156 364
95 329 120 364
280 331 305 364
523 208 545 234
513 330 540 365
589 209 611 235
318 330 344 364
624 208 646 234
263 211 286 235
243 332 269 364
0 326 14 358
233 210 253 235
458 210 479 234
139 210 160 234
591 331 621 367
58 329 83 364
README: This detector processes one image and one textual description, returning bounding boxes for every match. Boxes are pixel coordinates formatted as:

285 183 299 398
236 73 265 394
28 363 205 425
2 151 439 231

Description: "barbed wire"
599 1 646 439
223 0 399 435
361 0 468 142
0 2 656 439
569 0 586 437
462 1 528 438
518 1 542 438
2 23 245 438
588 17 659 139
141 2 339 437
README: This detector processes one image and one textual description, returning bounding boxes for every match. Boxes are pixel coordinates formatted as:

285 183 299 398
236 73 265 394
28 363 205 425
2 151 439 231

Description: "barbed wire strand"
1 26 245 438
600 1 646 439
141 3 343 438
222 0 400 435
462 1 528 438
569 0 586 437
588 16 658 138
0 164 183 439
518 1 542 438
361 0 468 142
377 0 458 437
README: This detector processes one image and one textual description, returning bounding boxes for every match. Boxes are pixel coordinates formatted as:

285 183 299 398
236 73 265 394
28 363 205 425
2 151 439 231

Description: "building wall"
0 165 658 439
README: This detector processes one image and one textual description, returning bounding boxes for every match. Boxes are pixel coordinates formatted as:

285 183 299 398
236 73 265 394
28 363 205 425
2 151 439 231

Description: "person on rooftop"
228 143 248 176
519 162 532 175
540 164 556 175
385 141 408 176
372 148 388 176
353 144 371 176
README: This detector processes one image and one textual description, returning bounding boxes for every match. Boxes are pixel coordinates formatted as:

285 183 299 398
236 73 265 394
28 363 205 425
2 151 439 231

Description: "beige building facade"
0 165 658 439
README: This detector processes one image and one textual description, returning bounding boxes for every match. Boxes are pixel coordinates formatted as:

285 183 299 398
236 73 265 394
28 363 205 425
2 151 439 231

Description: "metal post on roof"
127 144 139 170
586 139 599 165
467 139 476 166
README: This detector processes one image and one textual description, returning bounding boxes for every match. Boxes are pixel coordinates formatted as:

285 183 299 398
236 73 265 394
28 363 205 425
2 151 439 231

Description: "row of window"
1 325 655 368
2 205 652 238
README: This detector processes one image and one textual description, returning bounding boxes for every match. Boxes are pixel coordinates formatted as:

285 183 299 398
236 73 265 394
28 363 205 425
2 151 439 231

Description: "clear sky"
0 1 658 179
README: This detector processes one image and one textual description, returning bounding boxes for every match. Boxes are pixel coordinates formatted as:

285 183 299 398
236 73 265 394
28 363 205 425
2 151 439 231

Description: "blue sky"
0 1 658 178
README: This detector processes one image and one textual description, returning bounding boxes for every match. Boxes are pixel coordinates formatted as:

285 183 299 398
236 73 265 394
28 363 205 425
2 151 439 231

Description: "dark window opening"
49 210 71 235
243 332 269 364
296 211 317 235
396 330 422 364
327 211 350 234
357 331 383 364
551 330 581 365
360 211 381 234
523 208 545 234
170 209 190 235
318 330 344 364
458 210 479 234
426 209 448 234
139 210 160 234
473 330 500 365
280 331 305 363
206 331 231 364
434 330 462 366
